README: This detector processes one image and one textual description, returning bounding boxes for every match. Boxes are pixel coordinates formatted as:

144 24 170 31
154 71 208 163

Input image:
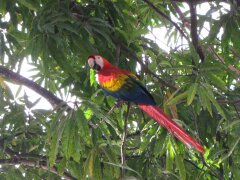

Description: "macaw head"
87 55 114 72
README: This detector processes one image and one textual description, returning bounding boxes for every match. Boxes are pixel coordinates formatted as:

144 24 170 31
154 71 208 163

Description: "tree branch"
0 64 97 133
170 1 205 62
143 0 206 63
0 158 76 180
172 2 239 75
0 138 74 179
0 65 68 109
189 2 205 62
217 99 240 105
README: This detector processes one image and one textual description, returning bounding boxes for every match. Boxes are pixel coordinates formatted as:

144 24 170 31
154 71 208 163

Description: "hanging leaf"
62 118 75 159
175 150 186 180
167 91 188 105
17 0 39 11
48 114 68 167
0 76 7 89
166 137 175 172
203 84 226 119
187 83 198 105
75 109 91 145
198 86 212 116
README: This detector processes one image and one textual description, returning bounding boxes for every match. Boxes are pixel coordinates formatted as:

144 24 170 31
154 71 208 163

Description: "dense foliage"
0 0 240 179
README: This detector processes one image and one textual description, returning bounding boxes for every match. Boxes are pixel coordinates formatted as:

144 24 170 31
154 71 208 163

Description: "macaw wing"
102 74 156 105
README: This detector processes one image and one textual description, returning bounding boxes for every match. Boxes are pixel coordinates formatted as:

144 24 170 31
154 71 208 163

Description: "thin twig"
233 104 240 119
201 155 220 178
120 43 177 90
127 130 141 138
107 100 124 115
121 102 131 178
217 99 240 105
208 47 240 77
170 0 191 29
172 0 206 62
230 48 240 59
184 158 218 178
190 106 201 141
143 0 188 40
219 163 224 180
115 44 121 67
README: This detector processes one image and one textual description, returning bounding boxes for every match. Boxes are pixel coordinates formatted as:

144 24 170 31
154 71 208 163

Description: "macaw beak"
92 61 101 71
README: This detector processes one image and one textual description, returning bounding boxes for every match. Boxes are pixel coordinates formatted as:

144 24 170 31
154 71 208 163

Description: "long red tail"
138 104 205 154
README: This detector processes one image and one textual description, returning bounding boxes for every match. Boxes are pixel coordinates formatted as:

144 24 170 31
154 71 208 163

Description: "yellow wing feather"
101 74 129 92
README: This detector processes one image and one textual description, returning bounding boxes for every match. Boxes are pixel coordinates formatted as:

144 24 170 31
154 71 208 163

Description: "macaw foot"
115 99 125 107
108 99 125 114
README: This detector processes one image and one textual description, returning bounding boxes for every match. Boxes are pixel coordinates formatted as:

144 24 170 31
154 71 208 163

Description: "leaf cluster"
0 0 240 179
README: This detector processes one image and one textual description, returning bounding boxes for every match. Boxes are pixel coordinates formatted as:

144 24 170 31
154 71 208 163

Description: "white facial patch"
88 57 95 68
94 56 104 69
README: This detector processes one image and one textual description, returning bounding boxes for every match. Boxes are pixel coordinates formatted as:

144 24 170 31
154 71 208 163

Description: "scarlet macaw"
88 55 205 154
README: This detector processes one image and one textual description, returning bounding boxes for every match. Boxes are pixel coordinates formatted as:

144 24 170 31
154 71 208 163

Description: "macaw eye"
94 56 104 69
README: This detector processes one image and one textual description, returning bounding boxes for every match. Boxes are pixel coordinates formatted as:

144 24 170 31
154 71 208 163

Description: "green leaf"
222 120 240 131
154 132 167 157
175 150 186 180
49 130 60 167
207 15 228 42
206 72 226 92
166 138 174 172
103 162 142 178
68 161 83 179
57 158 67 176
49 114 67 167
203 84 226 119
231 21 240 53
115 28 129 44
86 151 94 178
17 0 39 11
0 0 7 13
187 83 198 105
220 136 240 163
48 38 75 77
84 149 102 179
62 118 75 159
100 146 120 177
198 86 212 116
75 109 91 145
167 91 188 105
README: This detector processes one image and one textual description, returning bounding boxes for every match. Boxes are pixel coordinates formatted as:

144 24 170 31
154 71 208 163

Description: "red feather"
138 104 205 153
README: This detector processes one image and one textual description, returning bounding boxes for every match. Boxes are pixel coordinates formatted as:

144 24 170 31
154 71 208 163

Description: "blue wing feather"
102 75 156 105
